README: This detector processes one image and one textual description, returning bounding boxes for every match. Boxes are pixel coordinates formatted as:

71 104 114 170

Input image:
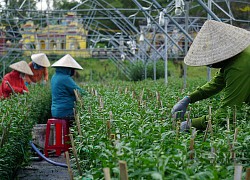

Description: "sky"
36 0 81 10
0 0 80 11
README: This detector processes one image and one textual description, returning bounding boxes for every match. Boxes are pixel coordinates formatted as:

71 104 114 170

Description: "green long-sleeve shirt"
188 45 250 129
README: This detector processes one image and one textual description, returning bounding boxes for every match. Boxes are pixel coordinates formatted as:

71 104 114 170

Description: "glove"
180 120 191 132
171 96 190 119
23 90 28 93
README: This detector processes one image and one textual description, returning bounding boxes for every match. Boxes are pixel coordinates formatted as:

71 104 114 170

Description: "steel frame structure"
0 0 249 80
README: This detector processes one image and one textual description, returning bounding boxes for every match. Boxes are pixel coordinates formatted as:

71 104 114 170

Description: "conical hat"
51 54 83 70
9 61 34 75
184 20 250 66
31 53 50 67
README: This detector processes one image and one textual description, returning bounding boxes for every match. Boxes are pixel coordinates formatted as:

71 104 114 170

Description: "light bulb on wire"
175 7 182 16
175 0 184 16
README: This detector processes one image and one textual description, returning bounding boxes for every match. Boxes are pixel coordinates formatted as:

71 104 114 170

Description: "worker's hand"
23 90 28 93
171 96 190 119
180 120 192 132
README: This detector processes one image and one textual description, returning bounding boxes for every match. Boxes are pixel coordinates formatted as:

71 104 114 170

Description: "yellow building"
21 12 90 58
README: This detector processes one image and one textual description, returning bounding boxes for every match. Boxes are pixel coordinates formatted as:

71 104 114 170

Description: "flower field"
70 78 250 179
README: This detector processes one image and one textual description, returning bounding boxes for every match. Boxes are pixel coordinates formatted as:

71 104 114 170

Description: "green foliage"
0 85 51 179
72 78 249 179
129 60 170 81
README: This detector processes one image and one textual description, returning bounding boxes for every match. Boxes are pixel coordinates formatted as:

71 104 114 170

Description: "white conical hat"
51 54 83 70
31 53 50 67
184 20 250 66
9 61 34 75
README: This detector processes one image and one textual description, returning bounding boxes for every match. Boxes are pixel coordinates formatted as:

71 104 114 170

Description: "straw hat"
51 54 83 70
184 20 250 66
9 61 34 75
31 53 50 67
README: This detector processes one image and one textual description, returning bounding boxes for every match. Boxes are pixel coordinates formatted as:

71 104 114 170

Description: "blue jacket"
51 67 84 118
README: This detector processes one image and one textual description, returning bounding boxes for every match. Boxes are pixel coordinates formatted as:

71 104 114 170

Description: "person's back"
221 46 250 107
0 61 33 99
25 53 50 85
50 54 84 120
51 67 79 118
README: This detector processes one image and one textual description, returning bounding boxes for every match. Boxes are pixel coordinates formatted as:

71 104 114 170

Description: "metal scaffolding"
0 0 249 80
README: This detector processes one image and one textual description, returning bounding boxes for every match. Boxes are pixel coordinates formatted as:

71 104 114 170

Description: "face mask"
33 62 43 70
20 73 25 79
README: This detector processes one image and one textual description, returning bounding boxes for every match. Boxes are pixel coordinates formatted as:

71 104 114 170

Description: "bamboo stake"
176 120 180 140
246 168 250 180
103 167 111 180
190 128 196 160
187 107 192 126
110 134 116 140
74 89 83 109
231 128 239 160
119 160 128 180
233 105 237 130
107 120 111 139
227 117 230 132
132 91 135 99
190 138 194 160
99 97 104 110
65 151 74 180
124 87 128 94
109 111 113 121
203 106 213 142
69 134 82 176
234 164 242 180
139 88 144 105
75 113 83 137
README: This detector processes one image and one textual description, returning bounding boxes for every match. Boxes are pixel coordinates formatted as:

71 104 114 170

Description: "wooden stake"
233 105 237 129
203 106 213 142
109 111 113 121
132 91 135 99
139 88 144 105
99 97 104 110
103 167 111 180
190 138 194 160
110 134 116 140
231 127 239 160
65 151 74 180
125 87 128 94
234 164 242 180
119 160 128 180
74 89 83 109
246 168 250 180
75 114 83 137
69 134 82 176
227 117 230 132
187 107 192 126
107 120 111 138
176 120 180 140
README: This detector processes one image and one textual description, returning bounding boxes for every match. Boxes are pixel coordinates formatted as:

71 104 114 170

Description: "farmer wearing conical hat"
25 53 50 85
51 54 87 122
0 61 33 98
171 20 250 131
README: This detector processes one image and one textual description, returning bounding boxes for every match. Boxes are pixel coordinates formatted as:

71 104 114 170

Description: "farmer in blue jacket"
51 54 86 122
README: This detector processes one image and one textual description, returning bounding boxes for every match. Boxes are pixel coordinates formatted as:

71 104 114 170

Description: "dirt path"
17 155 70 180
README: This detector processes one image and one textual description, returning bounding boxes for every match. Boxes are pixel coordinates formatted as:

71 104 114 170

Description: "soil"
17 154 70 180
